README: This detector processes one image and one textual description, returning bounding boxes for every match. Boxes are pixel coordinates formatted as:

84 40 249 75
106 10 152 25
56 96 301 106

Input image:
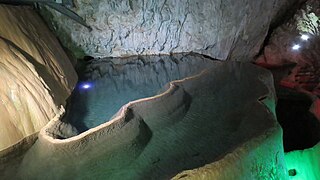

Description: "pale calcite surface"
0 5 77 150
173 122 287 180
12 59 287 179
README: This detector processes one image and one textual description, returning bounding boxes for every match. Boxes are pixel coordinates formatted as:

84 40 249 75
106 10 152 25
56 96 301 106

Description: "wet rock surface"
40 0 299 60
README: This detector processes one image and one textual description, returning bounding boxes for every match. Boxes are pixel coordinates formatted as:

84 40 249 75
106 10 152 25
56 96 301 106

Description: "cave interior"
0 0 319 179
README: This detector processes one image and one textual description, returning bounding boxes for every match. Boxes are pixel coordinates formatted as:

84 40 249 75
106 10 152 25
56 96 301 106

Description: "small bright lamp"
81 83 92 89
292 44 301 50
300 34 310 41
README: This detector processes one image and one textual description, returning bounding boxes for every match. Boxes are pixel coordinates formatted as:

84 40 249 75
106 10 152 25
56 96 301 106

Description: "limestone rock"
254 3 320 177
40 0 299 60
256 0 320 113
13 57 285 179
257 0 320 67
0 5 77 150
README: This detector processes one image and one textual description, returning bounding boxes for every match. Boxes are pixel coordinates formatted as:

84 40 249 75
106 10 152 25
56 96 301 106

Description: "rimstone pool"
62 53 216 133
1 53 286 179
2 2 320 179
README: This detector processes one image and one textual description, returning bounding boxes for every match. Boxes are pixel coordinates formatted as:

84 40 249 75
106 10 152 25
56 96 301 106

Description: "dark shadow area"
61 88 90 133
266 65 320 152
276 97 320 152
61 57 92 133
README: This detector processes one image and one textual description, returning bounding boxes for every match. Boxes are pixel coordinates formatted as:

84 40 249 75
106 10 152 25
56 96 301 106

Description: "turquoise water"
62 54 214 132
8 58 279 179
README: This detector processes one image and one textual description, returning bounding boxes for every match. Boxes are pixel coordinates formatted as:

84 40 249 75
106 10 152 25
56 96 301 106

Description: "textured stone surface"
2 58 286 179
41 0 299 60
296 0 320 35
255 2 320 178
256 0 320 67
256 0 320 119
173 125 286 180
0 5 77 150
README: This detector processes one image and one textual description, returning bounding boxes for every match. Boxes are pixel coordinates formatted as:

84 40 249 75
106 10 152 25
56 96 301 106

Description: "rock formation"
256 0 320 96
0 5 77 150
40 0 301 60
1 0 317 179
255 1 320 178
10 55 286 179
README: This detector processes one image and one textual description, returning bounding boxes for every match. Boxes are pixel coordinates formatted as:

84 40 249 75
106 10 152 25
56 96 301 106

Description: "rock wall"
256 0 320 118
41 0 300 60
254 1 320 178
0 5 77 150
256 0 320 67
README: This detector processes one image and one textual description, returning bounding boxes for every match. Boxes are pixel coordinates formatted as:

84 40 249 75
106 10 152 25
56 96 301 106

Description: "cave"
277 97 320 152
0 0 319 179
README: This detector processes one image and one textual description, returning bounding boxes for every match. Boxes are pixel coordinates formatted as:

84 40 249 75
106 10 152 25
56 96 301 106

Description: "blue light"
80 83 92 89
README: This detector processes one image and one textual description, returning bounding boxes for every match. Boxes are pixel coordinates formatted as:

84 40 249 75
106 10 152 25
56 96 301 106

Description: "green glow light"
285 143 320 180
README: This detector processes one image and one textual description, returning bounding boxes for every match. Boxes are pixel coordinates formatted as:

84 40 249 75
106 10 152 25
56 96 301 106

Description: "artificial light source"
300 34 310 41
292 44 301 50
81 83 92 89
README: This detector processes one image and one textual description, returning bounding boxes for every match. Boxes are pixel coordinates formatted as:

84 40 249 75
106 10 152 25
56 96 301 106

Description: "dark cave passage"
276 97 320 152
